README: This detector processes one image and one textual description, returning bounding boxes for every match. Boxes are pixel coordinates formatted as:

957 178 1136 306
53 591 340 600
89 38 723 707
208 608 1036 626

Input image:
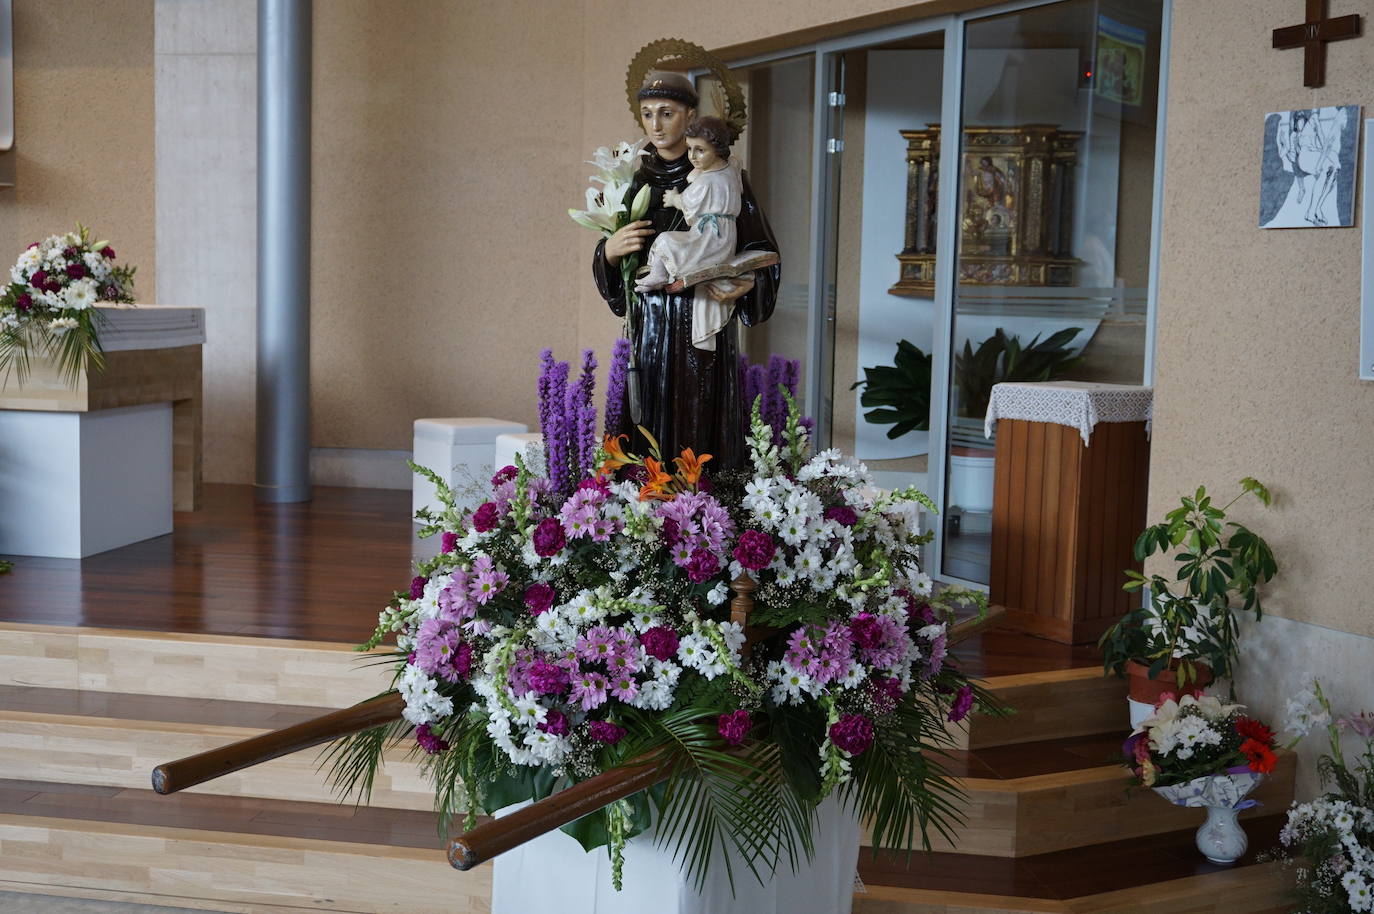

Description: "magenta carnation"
440 531 458 554
640 626 680 662
526 657 570 695
829 713 875 755
717 710 751 747
14 293 31 312
491 465 518 486
471 501 500 532
947 684 975 723
848 614 884 650
524 582 557 616
532 517 566 556
414 724 449 755
587 720 626 744
409 575 427 600
732 529 776 571
537 709 570 737
825 505 859 527
65 263 86 280
686 547 720 583
99 245 116 260
29 270 47 288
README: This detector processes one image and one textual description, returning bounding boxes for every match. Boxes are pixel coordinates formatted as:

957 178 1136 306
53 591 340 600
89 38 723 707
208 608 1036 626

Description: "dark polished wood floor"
0 483 1103 674
0 484 416 642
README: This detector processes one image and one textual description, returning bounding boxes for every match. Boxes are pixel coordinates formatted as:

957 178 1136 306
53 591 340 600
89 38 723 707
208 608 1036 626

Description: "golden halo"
625 38 747 142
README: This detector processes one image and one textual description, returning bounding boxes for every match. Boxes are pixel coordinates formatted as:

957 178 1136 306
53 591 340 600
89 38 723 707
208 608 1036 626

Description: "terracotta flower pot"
1125 659 1214 706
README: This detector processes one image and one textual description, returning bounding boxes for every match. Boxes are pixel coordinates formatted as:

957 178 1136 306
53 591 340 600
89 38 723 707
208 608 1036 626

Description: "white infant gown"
647 157 743 351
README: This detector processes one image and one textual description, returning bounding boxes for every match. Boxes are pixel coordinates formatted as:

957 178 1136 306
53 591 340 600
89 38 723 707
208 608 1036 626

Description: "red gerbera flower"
1235 716 1276 746
1240 738 1277 774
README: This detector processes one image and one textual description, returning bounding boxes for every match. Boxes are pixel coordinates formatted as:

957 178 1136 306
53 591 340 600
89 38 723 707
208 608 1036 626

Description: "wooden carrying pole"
151 691 405 795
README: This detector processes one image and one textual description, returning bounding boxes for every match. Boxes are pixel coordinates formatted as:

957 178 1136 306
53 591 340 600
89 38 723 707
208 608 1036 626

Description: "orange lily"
638 456 675 501
672 448 712 487
599 434 634 478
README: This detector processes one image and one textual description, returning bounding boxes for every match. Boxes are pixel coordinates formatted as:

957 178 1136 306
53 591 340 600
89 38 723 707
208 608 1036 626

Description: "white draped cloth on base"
983 381 1154 446
492 793 862 914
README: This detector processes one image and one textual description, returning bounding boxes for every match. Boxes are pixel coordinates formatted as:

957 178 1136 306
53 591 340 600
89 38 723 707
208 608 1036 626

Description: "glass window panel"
941 0 1165 583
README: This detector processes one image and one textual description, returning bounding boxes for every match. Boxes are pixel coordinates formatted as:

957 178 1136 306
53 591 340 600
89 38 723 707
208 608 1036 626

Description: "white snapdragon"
706 582 729 606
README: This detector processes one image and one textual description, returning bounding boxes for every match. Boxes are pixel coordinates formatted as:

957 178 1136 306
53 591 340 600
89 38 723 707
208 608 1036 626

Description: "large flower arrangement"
0 225 136 385
332 346 987 890
1123 692 1280 791
1276 678 1374 913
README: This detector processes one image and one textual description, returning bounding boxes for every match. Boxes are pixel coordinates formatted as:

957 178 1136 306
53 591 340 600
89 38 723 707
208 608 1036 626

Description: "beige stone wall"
309 0 584 449
1152 0 1374 638
0 1 155 302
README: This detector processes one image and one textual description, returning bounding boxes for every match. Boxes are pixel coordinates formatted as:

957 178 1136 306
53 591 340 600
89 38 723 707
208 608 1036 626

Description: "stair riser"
0 713 434 811
0 815 490 914
852 863 1292 913
0 624 391 707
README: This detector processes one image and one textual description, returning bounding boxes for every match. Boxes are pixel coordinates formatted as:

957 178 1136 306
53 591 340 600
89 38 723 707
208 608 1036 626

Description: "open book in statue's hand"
664 249 779 293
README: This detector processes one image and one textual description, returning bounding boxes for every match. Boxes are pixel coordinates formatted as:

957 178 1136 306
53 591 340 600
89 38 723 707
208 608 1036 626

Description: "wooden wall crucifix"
1272 0 1362 88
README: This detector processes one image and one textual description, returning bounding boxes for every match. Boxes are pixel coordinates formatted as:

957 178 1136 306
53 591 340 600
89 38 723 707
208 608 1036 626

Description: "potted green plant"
1098 478 1278 727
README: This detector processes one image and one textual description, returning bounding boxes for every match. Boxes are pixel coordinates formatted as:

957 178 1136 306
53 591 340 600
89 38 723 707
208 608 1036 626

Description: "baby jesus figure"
634 116 747 350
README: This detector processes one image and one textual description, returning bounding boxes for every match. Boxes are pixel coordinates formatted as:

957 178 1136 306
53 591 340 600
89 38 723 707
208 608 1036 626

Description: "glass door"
937 0 1166 583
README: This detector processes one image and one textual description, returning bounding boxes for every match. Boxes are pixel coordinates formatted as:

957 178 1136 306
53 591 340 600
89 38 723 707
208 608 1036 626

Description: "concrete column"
255 0 311 502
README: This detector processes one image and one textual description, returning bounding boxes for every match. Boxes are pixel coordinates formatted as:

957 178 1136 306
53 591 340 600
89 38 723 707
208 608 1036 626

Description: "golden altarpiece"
890 124 1082 296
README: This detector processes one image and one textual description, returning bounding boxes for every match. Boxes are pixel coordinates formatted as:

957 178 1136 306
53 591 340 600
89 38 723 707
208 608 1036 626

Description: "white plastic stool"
412 418 527 518
494 432 544 476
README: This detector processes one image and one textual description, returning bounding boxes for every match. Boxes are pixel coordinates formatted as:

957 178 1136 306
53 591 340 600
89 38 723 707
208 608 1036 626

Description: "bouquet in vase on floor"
1275 677 1374 913
328 343 990 891
0 225 136 385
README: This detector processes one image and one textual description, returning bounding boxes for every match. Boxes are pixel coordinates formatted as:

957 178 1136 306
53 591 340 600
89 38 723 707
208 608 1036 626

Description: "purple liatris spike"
568 349 598 481
538 355 572 498
604 338 631 437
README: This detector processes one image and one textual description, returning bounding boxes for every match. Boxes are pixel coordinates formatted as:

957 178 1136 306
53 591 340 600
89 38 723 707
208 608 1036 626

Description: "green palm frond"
620 706 815 893
847 687 966 857
318 713 412 807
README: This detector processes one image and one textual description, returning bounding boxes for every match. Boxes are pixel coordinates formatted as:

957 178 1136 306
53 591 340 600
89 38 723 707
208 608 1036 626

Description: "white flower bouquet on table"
0 225 136 385
328 345 990 892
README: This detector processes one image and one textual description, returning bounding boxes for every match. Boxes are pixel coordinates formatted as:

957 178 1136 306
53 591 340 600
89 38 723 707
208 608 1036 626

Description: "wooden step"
869 734 1294 856
0 780 1291 914
0 687 432 810
0 622 391 707
953 666 1126 751
853 815 1291 914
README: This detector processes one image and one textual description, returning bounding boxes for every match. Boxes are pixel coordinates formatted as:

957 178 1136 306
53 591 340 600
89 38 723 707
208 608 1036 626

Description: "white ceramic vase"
1151 770 1263 865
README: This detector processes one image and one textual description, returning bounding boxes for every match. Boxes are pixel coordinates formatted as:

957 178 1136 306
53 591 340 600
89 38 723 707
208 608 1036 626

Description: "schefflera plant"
1100 478 1279 690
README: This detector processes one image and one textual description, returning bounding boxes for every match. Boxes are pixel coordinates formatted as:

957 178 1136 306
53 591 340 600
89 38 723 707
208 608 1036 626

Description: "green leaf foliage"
953 327 1083 419
851 339 933 439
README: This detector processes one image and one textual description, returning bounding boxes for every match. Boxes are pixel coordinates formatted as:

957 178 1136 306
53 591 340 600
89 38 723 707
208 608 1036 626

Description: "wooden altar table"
0 305 205 513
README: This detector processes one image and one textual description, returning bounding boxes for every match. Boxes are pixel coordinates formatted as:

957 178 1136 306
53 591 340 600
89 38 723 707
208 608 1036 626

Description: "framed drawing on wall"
1260 104 1361 229
1361 118 1373 381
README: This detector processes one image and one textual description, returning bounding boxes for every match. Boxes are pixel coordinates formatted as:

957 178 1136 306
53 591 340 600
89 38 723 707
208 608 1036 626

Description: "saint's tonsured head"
637 71 698 158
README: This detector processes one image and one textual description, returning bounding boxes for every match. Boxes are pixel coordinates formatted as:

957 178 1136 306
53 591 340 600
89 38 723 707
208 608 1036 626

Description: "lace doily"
983 382 1153 446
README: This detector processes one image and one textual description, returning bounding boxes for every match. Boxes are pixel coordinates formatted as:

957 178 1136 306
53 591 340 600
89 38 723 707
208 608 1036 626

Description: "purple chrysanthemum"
570 671 608 710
